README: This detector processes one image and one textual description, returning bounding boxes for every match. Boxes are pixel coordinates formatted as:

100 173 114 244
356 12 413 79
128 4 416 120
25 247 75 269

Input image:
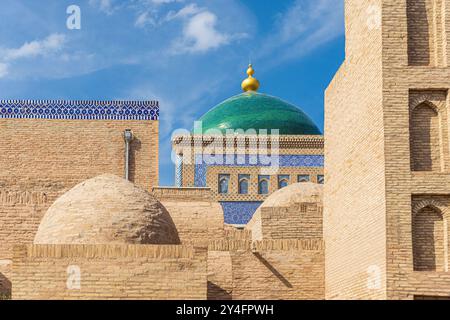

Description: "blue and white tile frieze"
0 100 159 120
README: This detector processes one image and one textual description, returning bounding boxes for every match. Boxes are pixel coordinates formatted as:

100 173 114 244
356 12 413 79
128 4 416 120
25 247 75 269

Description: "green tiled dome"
196 92 321 135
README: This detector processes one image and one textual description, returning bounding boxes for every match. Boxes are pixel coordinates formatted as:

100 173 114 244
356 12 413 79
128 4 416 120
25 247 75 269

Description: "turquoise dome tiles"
196 92 321 135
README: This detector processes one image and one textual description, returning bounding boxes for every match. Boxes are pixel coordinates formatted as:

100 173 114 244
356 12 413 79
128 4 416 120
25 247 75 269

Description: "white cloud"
171 10 246 54
3 33 66 61
135 3 200 28
135 11 156 28
0 63 8 78
89 0 117 15
165 3 202 21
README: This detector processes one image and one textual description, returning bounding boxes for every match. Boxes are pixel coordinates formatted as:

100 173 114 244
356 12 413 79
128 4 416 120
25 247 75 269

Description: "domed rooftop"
34 174 180 245
247 182 323 240
258 182 323 208
196 65 321 135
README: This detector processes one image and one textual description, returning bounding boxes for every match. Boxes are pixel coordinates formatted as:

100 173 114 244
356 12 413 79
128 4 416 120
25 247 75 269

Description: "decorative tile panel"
194 154 324 187
175 154 183 187
0 100 159 120
220 201 263 225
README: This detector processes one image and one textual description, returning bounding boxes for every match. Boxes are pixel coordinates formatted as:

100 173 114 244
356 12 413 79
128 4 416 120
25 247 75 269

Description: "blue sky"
0 0 345 186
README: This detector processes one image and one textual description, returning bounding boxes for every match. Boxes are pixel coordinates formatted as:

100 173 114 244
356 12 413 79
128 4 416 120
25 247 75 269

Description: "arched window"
218 174 230 194
238 174 250 194
298 175 310 183
279 179 288 189
410 102 441 172
278 175 289 189
258 175 270 195
258 179 269 195
317 175 324 184
412 205 445 271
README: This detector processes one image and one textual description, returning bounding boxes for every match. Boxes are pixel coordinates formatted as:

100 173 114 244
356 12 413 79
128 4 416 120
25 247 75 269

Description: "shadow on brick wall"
129 138 142 183
207 281 232 300
0 272 11 300
254 253 293 288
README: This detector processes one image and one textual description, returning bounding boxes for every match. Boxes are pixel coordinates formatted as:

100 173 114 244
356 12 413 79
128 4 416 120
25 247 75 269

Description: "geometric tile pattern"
0 100 159 120
175 154 183 187
220 201 264 225
194 154 324 187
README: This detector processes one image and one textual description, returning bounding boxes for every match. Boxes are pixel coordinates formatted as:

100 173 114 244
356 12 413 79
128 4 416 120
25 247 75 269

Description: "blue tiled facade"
175 154 183 187
0 100 159 120
220 201 264 225
194 154 324 187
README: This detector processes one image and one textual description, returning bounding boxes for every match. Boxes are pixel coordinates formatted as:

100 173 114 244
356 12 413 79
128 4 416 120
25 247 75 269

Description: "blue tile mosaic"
0 100 159 120
194 154 324 187
175 154 183 187
220 201 263 225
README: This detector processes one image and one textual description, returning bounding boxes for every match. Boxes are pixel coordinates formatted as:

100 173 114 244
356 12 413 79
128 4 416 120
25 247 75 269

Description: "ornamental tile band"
0 100 159 120
194 154 324 187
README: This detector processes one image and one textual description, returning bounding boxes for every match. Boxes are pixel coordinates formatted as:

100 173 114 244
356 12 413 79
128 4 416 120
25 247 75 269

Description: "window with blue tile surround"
317 175 325 184
278 175 290 189
218 174 230 194
258 175 270 195
194 154 323 188
238 174 250 194
298 174 310 182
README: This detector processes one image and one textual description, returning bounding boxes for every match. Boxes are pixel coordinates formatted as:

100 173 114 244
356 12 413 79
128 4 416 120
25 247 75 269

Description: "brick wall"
407 0 446 66
324 0 387 299
208 240 324 300
0 119 158 260
12 244 206 300
409 90 447 172
326 0 450 300
412 206 445 271
153 187 225 244
207 251 233 300
0 261 12 299
382 0 450 300
249 204 322 241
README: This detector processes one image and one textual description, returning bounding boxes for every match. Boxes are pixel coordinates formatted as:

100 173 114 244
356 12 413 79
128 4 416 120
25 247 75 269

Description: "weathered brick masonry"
325 0 450 300
12 245 206 300
0 110 159 296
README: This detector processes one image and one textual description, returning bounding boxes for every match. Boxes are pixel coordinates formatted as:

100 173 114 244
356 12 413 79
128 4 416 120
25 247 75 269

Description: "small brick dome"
259 182 323 208
34 174 180 245
247 183 323 240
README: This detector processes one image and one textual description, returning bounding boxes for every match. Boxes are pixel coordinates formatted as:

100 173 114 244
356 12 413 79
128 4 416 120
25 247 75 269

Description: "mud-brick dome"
34 174 180 244
247 182 323 240
258 182 323 208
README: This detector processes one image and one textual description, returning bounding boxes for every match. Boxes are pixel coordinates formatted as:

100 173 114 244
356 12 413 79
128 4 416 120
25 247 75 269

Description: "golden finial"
241 64 260 92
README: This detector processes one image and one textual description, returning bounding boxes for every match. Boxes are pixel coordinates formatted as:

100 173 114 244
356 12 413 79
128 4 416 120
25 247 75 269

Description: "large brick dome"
34 174 180 245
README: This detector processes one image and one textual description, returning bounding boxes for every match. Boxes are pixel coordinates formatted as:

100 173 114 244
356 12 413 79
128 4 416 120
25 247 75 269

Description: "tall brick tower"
325 0 450 299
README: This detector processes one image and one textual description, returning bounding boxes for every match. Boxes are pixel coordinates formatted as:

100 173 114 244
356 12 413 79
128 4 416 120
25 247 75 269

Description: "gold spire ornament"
241 64 260 92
